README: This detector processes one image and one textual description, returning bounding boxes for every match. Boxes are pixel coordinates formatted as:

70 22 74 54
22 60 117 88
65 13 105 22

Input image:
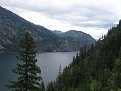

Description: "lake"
0 52 76 91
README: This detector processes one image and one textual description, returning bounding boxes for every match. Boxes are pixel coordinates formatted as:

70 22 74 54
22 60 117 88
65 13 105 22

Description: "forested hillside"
46 20 121 91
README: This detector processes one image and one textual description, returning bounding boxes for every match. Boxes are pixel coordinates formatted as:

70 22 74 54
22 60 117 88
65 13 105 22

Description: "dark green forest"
46 20 121 91
7 20 121 91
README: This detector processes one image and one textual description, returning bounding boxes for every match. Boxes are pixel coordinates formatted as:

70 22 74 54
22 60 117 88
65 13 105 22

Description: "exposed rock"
0 6 96 52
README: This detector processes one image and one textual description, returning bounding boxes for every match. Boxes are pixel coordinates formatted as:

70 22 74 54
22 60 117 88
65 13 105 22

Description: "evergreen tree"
40 82 45 91
7 32 42 91
46 82 55 91
56 64 62 91
53 20 121 91
119 47 121 58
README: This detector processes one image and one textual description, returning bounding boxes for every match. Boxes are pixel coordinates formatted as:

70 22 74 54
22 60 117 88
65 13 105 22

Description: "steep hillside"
47 20 121 91
0 6 58 52
0 6 95 52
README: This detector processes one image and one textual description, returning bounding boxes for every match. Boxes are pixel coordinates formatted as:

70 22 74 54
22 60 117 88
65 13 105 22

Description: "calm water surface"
0 52 76 91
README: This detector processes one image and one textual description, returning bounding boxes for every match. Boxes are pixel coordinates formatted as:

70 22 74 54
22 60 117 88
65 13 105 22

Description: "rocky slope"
61 30 95 47
53 30 96 51
0 6 95 52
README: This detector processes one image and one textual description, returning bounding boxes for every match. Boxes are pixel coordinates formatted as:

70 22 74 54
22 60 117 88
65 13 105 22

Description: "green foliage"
7 32 43 91
46 82 55 91
40 82 45 91
46 20 121 91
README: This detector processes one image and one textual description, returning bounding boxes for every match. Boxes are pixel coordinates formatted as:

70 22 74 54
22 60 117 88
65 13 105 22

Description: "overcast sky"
1 0 121 39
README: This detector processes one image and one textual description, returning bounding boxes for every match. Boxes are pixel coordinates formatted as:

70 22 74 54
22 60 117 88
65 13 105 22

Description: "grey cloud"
0 0 120 29
53 5 118 28
72 20 115 28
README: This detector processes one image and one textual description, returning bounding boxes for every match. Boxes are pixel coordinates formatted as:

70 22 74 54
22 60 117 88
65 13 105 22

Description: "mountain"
47 20 121 91
52 30 63 35
61 30 96 47
0 6 58 52
54 30 96 51
0 6 95 52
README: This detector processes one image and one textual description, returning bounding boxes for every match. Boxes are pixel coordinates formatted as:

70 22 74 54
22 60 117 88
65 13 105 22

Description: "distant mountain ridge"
52 30 96 51
53 30 63 35
0 6 96 52
60 30 95 47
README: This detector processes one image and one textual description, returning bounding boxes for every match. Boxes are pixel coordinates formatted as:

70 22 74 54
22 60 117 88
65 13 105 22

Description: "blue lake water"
0 52 76 91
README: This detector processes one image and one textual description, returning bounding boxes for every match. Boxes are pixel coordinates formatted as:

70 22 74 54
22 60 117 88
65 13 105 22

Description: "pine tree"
46 82 55 91
7 32 42 91
40 82 45 91
56 64 62 91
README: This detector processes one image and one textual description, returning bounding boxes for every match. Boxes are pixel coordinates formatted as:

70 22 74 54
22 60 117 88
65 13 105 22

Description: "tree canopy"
46 20 121 91
7 32 43 91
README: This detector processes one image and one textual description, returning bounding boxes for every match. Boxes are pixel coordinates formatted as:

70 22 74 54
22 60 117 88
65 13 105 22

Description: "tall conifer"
7 32 42 91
